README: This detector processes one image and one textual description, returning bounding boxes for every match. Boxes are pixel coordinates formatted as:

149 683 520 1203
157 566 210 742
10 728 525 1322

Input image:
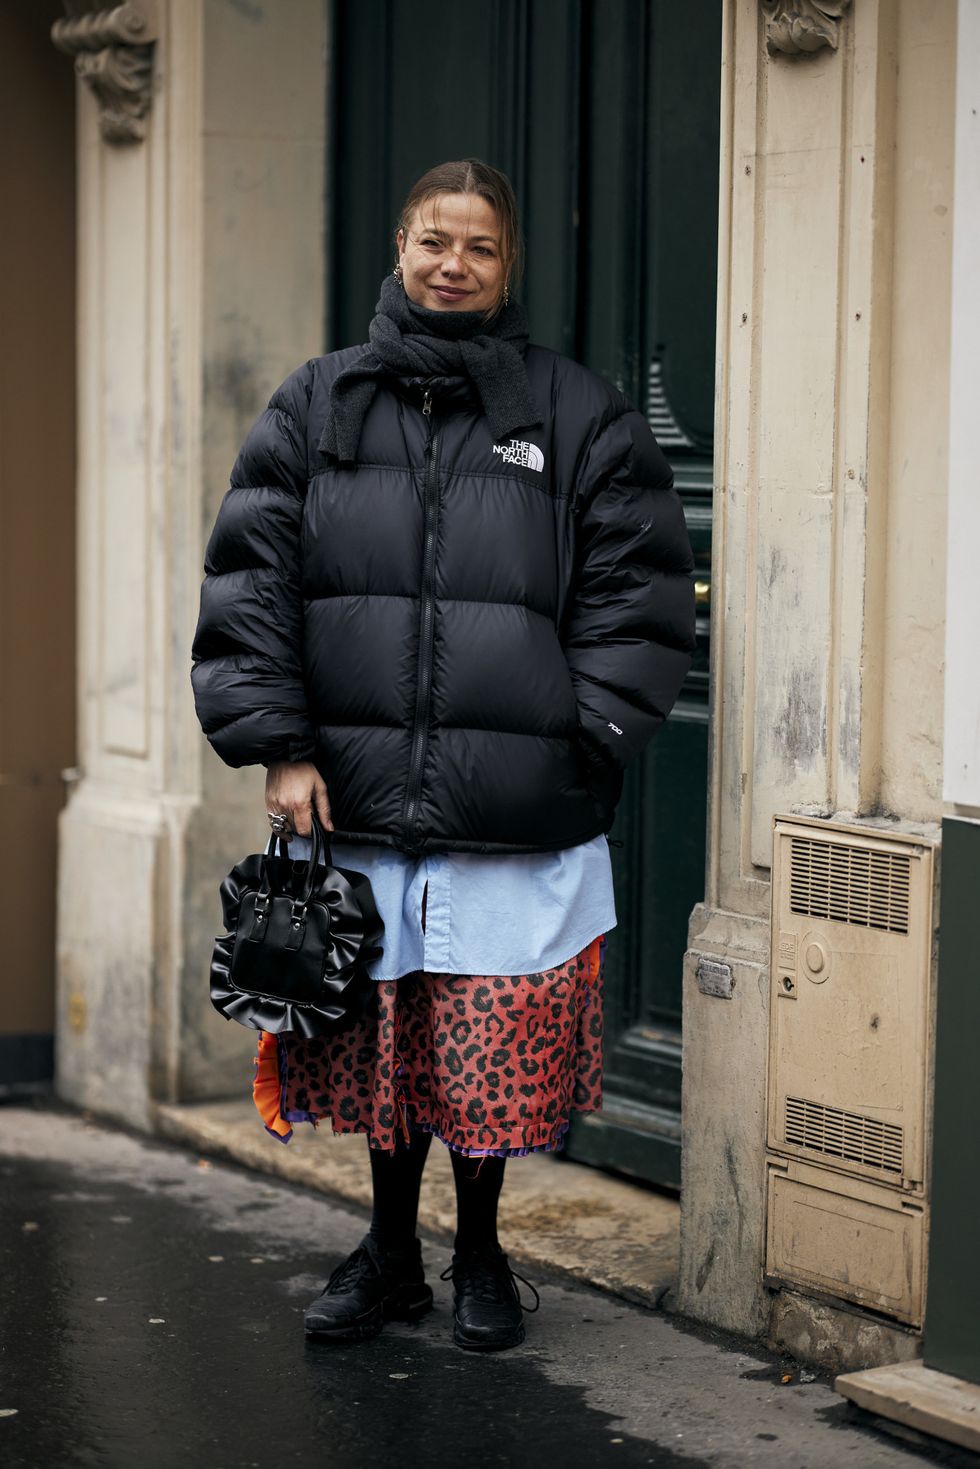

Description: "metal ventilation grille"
789 836 911 934
785 1095 904 1174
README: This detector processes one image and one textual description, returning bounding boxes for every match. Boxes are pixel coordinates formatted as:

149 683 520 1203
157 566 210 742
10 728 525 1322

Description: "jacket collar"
386 373 481 414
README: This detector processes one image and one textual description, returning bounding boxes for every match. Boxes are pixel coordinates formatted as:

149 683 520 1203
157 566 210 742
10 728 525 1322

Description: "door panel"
565 0 718 1188
328 0 720 1187
330 0 583 352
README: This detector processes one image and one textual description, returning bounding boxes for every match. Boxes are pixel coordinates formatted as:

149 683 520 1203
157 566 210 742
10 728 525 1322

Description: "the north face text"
492 438 545 472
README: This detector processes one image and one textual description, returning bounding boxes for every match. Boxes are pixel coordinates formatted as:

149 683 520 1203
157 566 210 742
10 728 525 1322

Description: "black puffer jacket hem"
325 817 613 857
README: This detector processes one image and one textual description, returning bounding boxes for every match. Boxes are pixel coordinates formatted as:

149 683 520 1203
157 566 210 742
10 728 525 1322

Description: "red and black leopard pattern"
254 938 604 1157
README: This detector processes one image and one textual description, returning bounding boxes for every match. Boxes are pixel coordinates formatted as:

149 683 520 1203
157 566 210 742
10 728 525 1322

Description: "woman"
191 159 695 1352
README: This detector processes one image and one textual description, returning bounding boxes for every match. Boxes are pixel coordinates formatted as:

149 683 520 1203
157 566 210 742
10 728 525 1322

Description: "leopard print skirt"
252 937 604 1157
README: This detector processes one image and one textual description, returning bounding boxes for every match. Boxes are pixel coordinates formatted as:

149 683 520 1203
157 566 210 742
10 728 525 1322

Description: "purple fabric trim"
275 1033 290 1121
268 1100 575 1159
399 1116 573 1160
274 1032 319 1135
263 1122 293 1144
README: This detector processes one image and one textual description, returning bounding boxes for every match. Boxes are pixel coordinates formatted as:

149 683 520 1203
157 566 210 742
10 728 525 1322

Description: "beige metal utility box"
766 816 936 1326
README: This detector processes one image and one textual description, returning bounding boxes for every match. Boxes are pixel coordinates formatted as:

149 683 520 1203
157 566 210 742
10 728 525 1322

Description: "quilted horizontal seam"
206 705 310 735
312 720 408 732
308 461 568 500
202 566 301 599
315 721 575 742
224 483 305 510
304 590 555 621
429 726 576 741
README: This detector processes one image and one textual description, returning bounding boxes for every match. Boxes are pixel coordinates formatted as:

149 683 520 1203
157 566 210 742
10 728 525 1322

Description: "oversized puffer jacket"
190 345 696 855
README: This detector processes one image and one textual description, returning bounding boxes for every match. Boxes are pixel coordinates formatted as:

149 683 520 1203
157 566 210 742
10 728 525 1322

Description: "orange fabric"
252 1031 293 1142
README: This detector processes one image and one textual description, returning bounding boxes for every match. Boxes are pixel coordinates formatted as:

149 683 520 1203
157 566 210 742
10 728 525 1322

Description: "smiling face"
396 192 506 314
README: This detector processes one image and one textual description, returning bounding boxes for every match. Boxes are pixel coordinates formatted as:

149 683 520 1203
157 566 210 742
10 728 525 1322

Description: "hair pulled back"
396 159 523 314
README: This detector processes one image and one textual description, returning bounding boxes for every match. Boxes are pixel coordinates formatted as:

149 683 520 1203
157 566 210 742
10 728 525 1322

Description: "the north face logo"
492 438 544 472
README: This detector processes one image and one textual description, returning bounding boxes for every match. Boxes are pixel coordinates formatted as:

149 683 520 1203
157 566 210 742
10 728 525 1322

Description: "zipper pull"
422 388 434 452
422 389 432 418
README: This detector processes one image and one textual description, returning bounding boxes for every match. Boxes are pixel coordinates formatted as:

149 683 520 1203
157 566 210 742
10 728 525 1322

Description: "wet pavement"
0 1103 973 1469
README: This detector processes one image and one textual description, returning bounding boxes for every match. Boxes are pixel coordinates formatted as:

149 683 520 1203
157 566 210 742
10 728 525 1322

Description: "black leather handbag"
209 812 383 1038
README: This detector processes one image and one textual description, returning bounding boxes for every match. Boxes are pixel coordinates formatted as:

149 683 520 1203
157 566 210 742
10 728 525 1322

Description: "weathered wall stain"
725 1139 746 1255
771 661 827 768
204 347 265 449
695 1238 717 1294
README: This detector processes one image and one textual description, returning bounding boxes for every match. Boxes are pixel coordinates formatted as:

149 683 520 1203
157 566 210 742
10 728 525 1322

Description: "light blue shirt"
263 832 617 981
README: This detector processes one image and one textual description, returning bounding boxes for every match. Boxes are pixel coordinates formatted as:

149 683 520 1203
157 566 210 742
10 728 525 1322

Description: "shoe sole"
305 1304 383 1343
305 1284 434 1343
453 1317 526 1352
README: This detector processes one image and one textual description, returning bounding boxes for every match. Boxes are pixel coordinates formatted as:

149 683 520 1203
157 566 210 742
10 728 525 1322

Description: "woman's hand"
264 760 333 838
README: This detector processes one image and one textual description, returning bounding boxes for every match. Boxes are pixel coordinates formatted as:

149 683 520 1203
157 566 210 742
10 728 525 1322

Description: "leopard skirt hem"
252 937 605 1159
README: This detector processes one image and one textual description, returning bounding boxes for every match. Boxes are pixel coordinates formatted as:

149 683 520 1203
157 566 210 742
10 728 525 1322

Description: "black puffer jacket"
190 345 696 855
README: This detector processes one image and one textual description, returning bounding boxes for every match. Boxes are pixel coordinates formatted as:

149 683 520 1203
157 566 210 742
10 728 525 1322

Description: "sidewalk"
154 1098 679 1309
3 1104 969 1469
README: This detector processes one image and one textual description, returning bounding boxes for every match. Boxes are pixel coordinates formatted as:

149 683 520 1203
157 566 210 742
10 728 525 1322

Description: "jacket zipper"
401 387 441 848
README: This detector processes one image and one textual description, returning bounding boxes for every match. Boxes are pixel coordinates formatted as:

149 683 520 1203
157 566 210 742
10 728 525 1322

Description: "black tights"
449 1148 506 1253
367 1131 432 1251
367 1133 505 1254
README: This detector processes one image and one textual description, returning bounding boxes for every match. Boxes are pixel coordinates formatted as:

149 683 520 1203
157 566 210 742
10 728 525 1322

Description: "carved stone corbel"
760 0 852 57
51 2 157 145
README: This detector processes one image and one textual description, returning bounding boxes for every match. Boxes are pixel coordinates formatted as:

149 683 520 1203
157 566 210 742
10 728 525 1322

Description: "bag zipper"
401 387 441 849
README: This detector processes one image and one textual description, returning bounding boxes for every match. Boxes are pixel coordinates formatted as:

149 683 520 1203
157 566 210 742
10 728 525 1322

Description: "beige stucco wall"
879 5 954 820
56 0 328 1124
944 0 980 819
182 0 330 1098
678 0 955 1365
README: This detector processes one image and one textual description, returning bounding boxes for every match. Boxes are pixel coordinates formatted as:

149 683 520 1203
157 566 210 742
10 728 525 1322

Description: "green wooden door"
329 0 720 1188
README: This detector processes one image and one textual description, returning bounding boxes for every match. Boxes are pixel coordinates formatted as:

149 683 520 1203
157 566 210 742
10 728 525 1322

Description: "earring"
503 284 510 306
393 263 403 282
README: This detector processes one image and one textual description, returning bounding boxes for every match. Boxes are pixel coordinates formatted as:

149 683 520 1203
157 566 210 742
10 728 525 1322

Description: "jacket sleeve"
562 405 696 770
190 362 318 768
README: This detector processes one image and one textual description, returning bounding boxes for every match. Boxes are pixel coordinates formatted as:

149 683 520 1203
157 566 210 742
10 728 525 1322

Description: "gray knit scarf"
318 274 540 461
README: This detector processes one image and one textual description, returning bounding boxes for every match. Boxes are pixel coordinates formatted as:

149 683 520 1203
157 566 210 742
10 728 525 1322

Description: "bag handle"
287 810 334 917
307 809 334 872
258 812 332 915
266 817 331 868
297 811 325 905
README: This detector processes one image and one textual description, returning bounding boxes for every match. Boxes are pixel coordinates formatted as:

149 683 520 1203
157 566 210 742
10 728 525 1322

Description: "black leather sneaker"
304 1233 433 1342
441 1244 540 1351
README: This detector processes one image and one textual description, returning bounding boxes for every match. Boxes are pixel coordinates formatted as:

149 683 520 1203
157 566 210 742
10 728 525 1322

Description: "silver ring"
267 811 292 835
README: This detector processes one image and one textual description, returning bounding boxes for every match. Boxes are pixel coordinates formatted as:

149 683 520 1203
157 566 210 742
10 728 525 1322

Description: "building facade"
3 0 976 1383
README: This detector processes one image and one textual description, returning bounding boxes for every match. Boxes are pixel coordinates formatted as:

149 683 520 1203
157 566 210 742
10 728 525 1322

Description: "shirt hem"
364 919 617 982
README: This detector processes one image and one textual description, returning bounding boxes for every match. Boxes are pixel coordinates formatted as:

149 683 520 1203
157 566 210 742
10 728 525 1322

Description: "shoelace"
324 1244 378 1295
440 1254 541 1313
